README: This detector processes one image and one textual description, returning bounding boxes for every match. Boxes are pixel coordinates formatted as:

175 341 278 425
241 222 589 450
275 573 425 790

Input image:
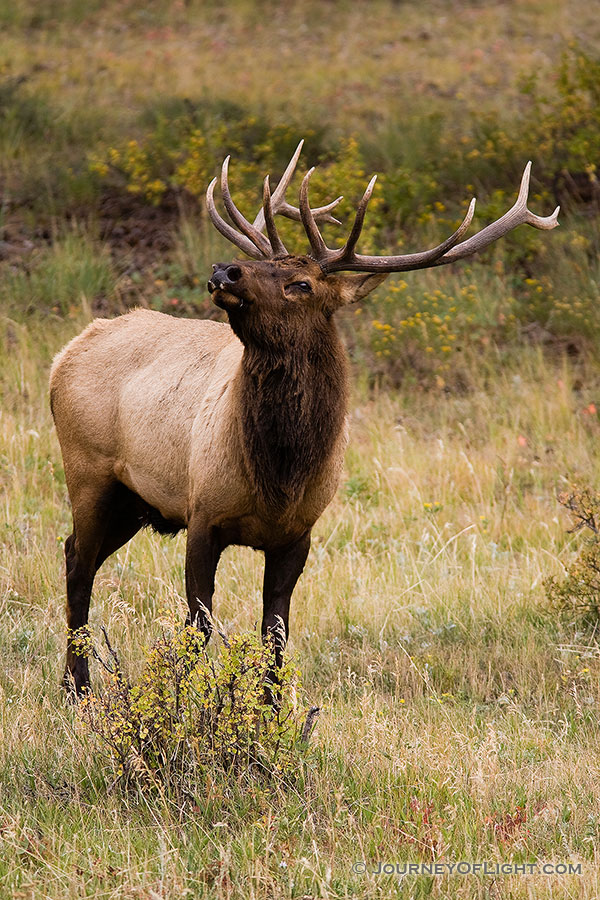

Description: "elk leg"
63 529 95 695
185 521 221 642
262 531 311 671
64 481 143 695
64 487 110 695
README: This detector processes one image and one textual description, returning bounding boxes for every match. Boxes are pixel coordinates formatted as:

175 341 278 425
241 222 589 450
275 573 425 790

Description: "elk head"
206 142 388 349
205 140 560 347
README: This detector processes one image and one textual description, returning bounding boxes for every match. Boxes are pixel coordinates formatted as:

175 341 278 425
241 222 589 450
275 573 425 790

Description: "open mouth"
209 285 247 312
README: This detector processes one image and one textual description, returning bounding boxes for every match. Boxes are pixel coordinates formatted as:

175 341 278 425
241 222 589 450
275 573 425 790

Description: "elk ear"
327 272 388 311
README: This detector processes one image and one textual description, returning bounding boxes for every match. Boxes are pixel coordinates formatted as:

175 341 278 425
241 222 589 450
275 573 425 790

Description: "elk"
50 141 559 695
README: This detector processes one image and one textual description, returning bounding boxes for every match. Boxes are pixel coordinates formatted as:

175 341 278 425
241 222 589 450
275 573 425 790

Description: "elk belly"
115 371 197 522
112 459 187 524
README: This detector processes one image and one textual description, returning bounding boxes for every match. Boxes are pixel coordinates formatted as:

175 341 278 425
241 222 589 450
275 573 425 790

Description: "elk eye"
285 281 312 294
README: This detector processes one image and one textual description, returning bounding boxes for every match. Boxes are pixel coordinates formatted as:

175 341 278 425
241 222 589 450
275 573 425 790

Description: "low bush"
71 619 316 802
546 489 600 625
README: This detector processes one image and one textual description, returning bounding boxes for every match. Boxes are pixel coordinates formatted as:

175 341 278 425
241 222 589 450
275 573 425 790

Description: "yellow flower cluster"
92 139 167 203
172 130 211 197
371 286 465 366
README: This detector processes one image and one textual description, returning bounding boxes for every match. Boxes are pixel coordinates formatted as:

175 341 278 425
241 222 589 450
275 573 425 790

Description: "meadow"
2 1 600 897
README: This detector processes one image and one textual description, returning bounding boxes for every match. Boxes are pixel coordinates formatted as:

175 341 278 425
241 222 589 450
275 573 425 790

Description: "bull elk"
50 141 559 695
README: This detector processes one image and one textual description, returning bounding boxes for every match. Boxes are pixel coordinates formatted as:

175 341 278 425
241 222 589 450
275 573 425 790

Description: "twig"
558 490 600 534
300 706 320 745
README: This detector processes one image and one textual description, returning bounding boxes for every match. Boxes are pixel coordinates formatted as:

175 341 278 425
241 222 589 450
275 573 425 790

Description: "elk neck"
235 316 349 511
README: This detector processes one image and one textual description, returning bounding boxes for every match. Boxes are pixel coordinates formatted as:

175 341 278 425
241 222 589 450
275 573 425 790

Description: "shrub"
89 112 323 209
522 44 600 181
71 620 316 800
546 490 600 624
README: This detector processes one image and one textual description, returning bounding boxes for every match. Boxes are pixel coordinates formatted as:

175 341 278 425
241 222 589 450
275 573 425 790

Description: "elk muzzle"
208 263 248 312
207 264 242 293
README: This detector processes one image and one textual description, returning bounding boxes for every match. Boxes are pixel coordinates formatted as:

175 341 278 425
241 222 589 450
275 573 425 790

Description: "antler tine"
220 157 272 256
206 177 265 260
436 162 560 266
274 196 344 227
253 140 343 231
253 140 303 232
262 176 288 256
518 161 561 228
299 167 329 258
338 175 378 260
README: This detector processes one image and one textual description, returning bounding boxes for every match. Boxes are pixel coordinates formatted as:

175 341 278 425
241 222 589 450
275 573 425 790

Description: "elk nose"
207 264 242 292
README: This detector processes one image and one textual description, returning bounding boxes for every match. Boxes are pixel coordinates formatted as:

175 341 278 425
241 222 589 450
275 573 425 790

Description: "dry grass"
2 313 600 898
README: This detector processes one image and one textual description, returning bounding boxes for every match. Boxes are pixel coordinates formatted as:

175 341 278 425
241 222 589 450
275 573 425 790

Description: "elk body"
50 142 559 694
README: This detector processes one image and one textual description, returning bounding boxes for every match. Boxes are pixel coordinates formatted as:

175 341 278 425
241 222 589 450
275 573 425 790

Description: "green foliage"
404 43 600 215
73 620 309 799
343 473 379 505
546 490 600 624
523 45 600 177
89 110 325 207
0 0 103 28
367 277 508 380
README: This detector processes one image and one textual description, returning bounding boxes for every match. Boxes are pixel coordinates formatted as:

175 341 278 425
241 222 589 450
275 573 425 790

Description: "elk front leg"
185 520 221 643
262 531 311 670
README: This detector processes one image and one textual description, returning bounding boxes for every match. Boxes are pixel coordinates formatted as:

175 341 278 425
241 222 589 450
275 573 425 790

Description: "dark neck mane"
238 321 349 511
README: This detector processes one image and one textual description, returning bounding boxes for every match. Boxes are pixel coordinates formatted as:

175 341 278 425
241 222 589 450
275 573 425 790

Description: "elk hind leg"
64 480 143 695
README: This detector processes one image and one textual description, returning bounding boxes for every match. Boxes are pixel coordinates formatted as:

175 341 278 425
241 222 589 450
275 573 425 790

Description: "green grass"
0 233 116 317
2 1 600 896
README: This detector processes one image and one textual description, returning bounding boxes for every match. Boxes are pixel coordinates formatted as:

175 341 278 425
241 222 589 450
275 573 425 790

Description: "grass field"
2 1 600 898
3 324 600 898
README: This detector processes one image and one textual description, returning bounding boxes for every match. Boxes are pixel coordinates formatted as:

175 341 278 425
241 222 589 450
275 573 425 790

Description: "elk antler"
252 140 342 232
206 140 343 259
299 161 559 273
